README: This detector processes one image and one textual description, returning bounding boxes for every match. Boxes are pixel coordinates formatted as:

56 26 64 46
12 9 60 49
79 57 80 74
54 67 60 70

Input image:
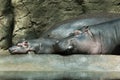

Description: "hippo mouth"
9 49 28 54
8 47 28 54
56 45 74 55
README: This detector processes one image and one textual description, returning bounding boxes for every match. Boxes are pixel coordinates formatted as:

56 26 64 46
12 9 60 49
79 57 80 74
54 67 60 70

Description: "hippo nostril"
8 48 12 53
8 47 12 51
8 47 16 53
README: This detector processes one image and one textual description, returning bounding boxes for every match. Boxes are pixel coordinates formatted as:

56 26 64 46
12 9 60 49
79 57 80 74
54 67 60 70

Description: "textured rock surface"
0 0 120 52
0 0 14 49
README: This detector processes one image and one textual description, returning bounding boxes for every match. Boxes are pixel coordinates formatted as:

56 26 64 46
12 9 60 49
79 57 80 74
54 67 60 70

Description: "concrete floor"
0 54 120 79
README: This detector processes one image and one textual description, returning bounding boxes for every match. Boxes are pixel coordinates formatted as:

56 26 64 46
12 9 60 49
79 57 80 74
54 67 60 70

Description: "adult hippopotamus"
56 18 120 54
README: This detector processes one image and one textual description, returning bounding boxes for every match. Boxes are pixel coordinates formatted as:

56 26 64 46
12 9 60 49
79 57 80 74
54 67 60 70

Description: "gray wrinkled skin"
58 32 102 54
57 18 120 54
9 18 120 54
9 38 58 54
9 18 111 54
42 18 111 40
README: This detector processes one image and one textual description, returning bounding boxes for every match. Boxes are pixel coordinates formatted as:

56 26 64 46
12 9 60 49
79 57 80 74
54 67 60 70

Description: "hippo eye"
48 34 50 37
56 40 59 44
23 43 28 47
74 30 82 35
24 43 28 46
19 41 29 48
17 43 23 47
23 41 28 43
17 45 22 47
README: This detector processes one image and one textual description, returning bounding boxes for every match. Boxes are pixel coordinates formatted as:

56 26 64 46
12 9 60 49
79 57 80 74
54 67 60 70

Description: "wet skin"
9 18 111 54
9 18 120 54
42 18 110 40
9 38 59 54
57 18 120 54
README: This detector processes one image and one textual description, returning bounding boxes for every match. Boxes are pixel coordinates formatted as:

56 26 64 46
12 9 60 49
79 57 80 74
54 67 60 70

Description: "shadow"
0 71 119 80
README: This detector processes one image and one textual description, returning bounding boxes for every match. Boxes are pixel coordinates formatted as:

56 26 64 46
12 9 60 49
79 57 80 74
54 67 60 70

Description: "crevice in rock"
13 0 33 33
75 0 84 5
11 0 30 20
0 0 16 49
75 0 86 14
20 0 31 17
9 0 15 47
17 12 30 19
19 0 39 38
29 19 40 38
30 20 41 26
81 4 87 14
15 27 28 32
117 3 120 5
0 36 7 42
17 1 31 19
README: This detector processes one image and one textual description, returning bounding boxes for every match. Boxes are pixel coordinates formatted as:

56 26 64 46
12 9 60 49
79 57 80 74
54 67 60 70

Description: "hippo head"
9 40 35 54
9 38 61 54
57 26 101 54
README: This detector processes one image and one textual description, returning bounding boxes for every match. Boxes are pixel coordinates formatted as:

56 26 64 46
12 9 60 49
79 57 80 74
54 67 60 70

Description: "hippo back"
41 13 120 40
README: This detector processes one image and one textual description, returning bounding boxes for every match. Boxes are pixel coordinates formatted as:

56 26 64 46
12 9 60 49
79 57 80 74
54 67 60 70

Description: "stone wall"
0 0 120 53
0 0 14 50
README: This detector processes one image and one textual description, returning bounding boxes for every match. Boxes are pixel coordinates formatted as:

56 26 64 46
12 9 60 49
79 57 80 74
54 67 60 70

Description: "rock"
0 0 14 49
83 0 120 13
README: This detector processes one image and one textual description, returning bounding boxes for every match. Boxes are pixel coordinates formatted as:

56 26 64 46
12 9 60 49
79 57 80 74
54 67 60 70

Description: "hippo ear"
74 30 82 36
83 26 94 38
22 40 29 48
82 26 89 32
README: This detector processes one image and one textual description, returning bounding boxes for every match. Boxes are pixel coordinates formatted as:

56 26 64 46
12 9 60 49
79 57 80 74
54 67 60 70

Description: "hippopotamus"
9 38 60 54
9 17 113 54
9 14 120 54
56 18 120 54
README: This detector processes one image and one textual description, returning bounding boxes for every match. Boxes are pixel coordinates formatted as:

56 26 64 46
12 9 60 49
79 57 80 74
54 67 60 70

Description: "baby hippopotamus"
9 38 60 54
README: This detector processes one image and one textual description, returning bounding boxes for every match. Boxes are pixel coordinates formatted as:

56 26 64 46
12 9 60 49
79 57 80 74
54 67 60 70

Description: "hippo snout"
9 46 17 54
8 47 13 54
8 46 28 54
